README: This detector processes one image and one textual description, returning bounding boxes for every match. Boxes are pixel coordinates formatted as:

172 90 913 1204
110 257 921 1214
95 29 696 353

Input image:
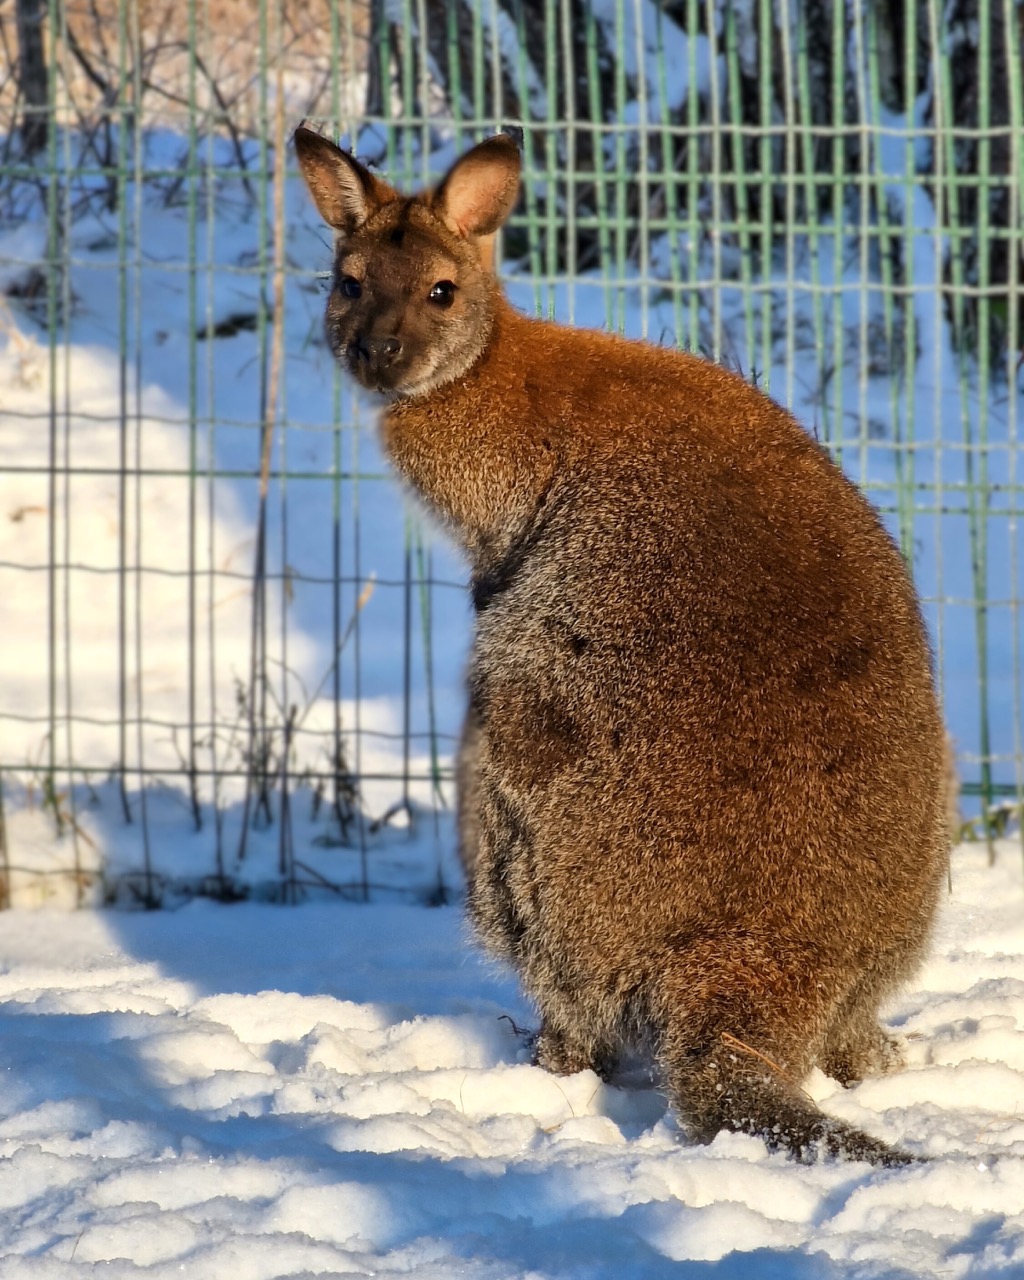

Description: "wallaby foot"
821 975 907 1086
534 1021 615 1079
822 1019 905 1088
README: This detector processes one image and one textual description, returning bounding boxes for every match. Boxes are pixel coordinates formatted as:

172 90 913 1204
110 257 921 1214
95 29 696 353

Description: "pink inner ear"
439 174 490 237
445 177 513 237
448 203 482 239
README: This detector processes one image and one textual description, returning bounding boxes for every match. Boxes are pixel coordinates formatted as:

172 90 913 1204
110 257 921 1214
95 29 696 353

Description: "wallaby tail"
665 1031 915 1167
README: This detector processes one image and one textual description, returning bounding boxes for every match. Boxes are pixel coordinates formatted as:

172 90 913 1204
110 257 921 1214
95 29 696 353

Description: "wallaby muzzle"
351 333 402 380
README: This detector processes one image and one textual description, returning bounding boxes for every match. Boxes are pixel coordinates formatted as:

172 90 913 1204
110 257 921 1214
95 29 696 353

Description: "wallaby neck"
381 296 565 567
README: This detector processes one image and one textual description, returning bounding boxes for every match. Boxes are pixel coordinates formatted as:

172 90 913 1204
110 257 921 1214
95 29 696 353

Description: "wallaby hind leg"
656 942 914 1166
455 703 483 888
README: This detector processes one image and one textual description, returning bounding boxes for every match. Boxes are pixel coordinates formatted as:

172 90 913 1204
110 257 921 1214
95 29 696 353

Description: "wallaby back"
296 127 950 1166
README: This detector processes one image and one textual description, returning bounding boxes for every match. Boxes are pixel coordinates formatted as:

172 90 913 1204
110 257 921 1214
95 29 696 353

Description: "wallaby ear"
293 126 395 237
433 135 521 239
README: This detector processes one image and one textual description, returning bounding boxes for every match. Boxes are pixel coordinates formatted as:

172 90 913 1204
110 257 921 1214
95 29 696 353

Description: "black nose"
353 335 402 369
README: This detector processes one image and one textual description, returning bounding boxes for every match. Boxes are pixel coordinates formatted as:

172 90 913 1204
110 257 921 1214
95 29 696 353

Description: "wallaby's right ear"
293 126 395 237
434 134 521 238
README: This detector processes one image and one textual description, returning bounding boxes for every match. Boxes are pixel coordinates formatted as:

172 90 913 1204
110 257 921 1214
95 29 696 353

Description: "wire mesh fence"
0 0 1022 906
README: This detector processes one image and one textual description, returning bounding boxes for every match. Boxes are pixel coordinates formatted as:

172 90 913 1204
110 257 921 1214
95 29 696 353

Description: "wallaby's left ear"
433 135 521 238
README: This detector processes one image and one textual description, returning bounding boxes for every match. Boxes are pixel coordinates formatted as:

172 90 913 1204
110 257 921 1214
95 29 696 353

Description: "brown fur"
296 127 950 1166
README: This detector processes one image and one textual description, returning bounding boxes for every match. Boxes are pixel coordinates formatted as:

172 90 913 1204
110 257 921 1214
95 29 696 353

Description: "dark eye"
428 280 456 308
338 275 362 300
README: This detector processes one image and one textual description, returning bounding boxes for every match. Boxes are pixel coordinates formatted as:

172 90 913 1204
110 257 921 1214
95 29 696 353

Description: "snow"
0 841 1021 1276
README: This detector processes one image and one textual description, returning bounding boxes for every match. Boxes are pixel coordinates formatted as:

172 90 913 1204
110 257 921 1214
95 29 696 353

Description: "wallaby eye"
428 280 456 308
338 275 362 300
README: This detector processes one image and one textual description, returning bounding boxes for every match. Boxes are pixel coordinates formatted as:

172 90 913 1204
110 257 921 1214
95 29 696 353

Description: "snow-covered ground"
0 839 1022 1277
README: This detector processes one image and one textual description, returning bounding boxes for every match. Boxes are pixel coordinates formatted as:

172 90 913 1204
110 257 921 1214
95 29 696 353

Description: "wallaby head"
294 127 520 398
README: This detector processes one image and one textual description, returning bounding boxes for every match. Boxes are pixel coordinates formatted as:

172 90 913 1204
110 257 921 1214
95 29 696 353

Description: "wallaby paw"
533 1024 613 1078
823 1026 906 1087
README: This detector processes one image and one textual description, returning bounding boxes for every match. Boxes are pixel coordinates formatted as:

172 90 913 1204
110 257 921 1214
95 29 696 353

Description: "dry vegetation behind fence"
0 0 370 142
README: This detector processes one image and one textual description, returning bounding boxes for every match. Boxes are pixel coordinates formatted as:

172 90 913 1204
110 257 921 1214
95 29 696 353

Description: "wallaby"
295 127 949 1166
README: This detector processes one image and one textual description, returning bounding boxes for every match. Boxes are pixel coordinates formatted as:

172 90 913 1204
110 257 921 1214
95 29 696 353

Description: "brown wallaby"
295 126 949 1166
